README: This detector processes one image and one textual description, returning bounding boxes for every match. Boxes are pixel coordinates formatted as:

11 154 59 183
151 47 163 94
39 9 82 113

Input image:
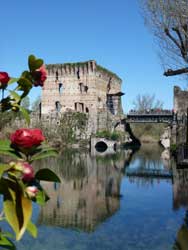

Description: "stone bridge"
125 168 172 179
90 137 117 155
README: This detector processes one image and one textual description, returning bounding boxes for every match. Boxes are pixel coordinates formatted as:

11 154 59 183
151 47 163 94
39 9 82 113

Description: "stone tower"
42 60 124 133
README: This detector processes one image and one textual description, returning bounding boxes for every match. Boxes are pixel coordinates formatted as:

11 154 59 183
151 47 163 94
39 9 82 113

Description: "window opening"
77 69 80 79
59 83 63 94
56 71 58 80
55 101 61 112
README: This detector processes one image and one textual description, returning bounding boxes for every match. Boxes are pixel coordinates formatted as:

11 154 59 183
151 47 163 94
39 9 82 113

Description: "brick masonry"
41 60 125 134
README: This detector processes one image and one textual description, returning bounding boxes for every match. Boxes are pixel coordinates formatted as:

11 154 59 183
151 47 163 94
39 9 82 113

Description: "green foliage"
96 64 122 81
26 221 37 238
59 112 88 144
0 138 59 241
28 55 43 72
0 55 44 125
0 111 18 131
131 123 166 142
0 234 15 250
35 168 60 182
35 188 49 205
170 144 177 154
0 55 60 247
3 189 32 241
0 140 22 159
96 130 121 141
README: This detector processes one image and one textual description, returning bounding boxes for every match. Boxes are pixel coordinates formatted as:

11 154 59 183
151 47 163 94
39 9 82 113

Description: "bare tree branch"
164 67 188 76
140 0 188 77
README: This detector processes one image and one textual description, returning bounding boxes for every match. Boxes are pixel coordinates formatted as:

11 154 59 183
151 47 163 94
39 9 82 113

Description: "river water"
16 144 188 250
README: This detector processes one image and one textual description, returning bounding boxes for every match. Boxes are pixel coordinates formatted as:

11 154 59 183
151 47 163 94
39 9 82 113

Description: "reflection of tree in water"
173 211 188 250
132 143 163 169
125 144 172 188
130 143 164 170
36 150 132 232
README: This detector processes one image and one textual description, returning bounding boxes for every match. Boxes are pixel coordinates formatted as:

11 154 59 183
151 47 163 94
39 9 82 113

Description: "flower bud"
9 161 16 167
26 186 38 198
22 163 34 182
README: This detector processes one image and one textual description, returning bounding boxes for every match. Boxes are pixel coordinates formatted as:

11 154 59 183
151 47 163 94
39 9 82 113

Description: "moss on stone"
96 64 122 82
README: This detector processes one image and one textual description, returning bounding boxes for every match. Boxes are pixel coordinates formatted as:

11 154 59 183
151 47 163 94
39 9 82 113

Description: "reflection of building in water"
37 151 130 232
172 165 188 210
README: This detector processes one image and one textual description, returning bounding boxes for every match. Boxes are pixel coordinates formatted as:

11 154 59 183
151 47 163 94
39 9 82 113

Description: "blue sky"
0 0 186 112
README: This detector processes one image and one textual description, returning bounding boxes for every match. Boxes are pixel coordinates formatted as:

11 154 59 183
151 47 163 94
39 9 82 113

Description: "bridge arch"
90 137 117 155
95 141 108 152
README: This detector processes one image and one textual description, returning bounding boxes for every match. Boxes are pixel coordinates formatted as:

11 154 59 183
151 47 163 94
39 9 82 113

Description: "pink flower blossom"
26 186 38 198
32 65 47 87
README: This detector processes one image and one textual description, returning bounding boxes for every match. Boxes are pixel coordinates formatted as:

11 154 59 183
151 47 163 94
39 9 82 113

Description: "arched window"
55 101 61 112
59 83 63 94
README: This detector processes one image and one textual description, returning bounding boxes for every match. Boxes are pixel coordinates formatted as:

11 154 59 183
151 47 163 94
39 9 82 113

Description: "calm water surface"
16 144 188 250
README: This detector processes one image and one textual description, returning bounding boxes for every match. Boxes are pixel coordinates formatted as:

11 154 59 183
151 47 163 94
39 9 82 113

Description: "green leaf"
8 78 19 85
28 55 36 71
0 235 16 250
0 140 22 159
0 150 21 159
9 90 21 102
1 232 14 239
28 55 43 71
4 199 20 240
17 77 32 93
18 195 32 240
35 189 49 205
30 150 58 161
0 140 11 148
0 164 12 178
35 59 43 70
35 168 61 182
27 221 38 238
19 106 30 125
3 186 32 241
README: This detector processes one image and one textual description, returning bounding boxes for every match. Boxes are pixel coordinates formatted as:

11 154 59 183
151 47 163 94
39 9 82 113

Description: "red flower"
0 72 10 88
10 128 45 149
32 65 47 87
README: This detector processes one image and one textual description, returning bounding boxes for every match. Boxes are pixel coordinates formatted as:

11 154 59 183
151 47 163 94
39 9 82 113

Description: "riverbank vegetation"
131 123 166 143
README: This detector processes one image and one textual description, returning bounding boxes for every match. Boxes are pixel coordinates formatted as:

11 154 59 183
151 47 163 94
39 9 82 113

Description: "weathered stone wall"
174 86 188 115
172 86 188 146
41 60 124 134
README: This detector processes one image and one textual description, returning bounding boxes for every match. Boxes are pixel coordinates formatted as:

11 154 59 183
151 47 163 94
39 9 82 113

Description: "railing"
128 109 173 115
127 110 176 123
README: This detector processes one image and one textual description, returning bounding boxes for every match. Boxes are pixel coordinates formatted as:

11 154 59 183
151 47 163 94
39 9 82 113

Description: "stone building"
174 86 188 115
41 60 124 134
172 86 188 145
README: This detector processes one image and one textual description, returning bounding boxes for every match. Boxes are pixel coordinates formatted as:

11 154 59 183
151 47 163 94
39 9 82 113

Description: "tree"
140 0 188 76
21 96 30 110
133 94 163 111
31 95 41 112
